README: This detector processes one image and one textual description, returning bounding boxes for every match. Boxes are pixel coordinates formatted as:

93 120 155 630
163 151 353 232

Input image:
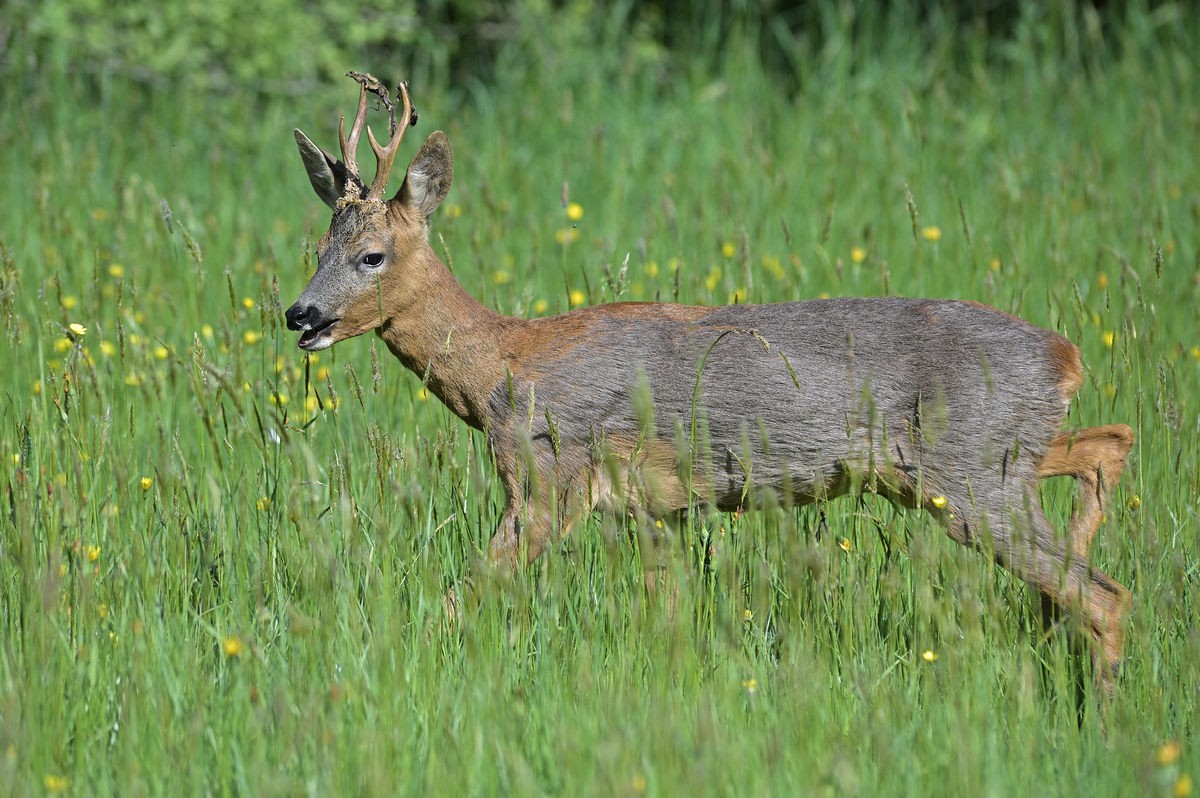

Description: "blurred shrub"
14 1 416 92
0 0 590 94
0 0 1190 97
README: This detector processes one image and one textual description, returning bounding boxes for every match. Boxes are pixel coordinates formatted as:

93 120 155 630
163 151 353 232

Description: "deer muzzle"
285 302 339 351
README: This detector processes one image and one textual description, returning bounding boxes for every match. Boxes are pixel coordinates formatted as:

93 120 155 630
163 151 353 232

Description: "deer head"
286 73 453 351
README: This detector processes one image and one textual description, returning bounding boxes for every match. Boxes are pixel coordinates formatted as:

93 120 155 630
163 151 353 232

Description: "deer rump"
489 296 1072 522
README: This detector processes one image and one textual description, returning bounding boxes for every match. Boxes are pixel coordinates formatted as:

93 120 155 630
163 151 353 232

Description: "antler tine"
366 80 416 201
338 82 370 187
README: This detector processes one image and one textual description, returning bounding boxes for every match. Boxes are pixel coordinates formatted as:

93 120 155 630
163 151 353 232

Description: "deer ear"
397 131 453 218
295 129 348 209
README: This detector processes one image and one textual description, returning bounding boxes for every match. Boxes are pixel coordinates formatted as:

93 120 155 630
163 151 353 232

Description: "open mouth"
297 317 339 351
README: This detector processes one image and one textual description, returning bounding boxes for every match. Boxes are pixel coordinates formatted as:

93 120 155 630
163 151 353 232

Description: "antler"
337 72 418 201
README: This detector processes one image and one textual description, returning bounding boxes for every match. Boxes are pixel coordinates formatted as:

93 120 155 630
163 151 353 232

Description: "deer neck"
375 247 520 430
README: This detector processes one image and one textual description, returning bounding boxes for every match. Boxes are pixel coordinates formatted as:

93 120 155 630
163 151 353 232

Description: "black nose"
285 303 315 331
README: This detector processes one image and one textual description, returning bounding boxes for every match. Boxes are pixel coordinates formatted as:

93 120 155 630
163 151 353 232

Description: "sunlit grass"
1 9 1198 796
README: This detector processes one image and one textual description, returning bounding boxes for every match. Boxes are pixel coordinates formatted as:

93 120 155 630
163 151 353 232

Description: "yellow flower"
100 340 116 357
243 330 262 345
315 367 329 381
242 297 255 309
565 202 584 222
32 381 42 396
850 246 867 264
921 225 942 242
140 476 153 491
1103 331 1115 349
269 392 287 406
838 538 851 553
533 299 549 315
62 295 78 310
742 678 758 693
743 609 753 622
922 650 938 662
931 495 948 509
305 396 318 412
1191 346 1200 360
86 545 100 562
492 269 511 285
1127 494 1141 511
569 289 586 307
124 373 142 387
44 775 71 792
555 227 580 245
201 324 214 340
630 774 647 794
720 241 736 259
97 602 109 620
153 345 169 360
255 497 270 511
1176 774 1193 798
444 203 463 219
222 636 244 658
416 388 429 401
1097 273 1109 290
645 261 659 277
988 258 1001 272
54 337 72 354
68 322 88 336
1158 740 1183 766
704 267 721 292
108 263 124 278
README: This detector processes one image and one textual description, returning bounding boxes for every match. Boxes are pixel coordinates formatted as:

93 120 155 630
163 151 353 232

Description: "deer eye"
361 252 385 268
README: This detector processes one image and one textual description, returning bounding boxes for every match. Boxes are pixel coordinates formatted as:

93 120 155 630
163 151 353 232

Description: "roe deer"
286 73 1134 693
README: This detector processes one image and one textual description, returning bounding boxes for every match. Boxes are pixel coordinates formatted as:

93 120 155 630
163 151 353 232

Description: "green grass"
2 10 1199 797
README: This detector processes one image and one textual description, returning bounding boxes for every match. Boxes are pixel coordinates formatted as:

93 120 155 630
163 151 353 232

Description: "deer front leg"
443 465 598 622
485 500 557 569
440 500 552 625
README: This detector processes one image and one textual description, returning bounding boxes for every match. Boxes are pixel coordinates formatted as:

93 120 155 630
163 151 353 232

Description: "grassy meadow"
1 7 1198 796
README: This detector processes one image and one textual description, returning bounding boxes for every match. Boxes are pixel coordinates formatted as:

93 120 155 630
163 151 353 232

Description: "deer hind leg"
928 484 1129 696
1037 424 1135 557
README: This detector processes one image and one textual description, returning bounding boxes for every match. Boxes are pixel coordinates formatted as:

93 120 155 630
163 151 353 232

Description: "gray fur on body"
489 297 1068 524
